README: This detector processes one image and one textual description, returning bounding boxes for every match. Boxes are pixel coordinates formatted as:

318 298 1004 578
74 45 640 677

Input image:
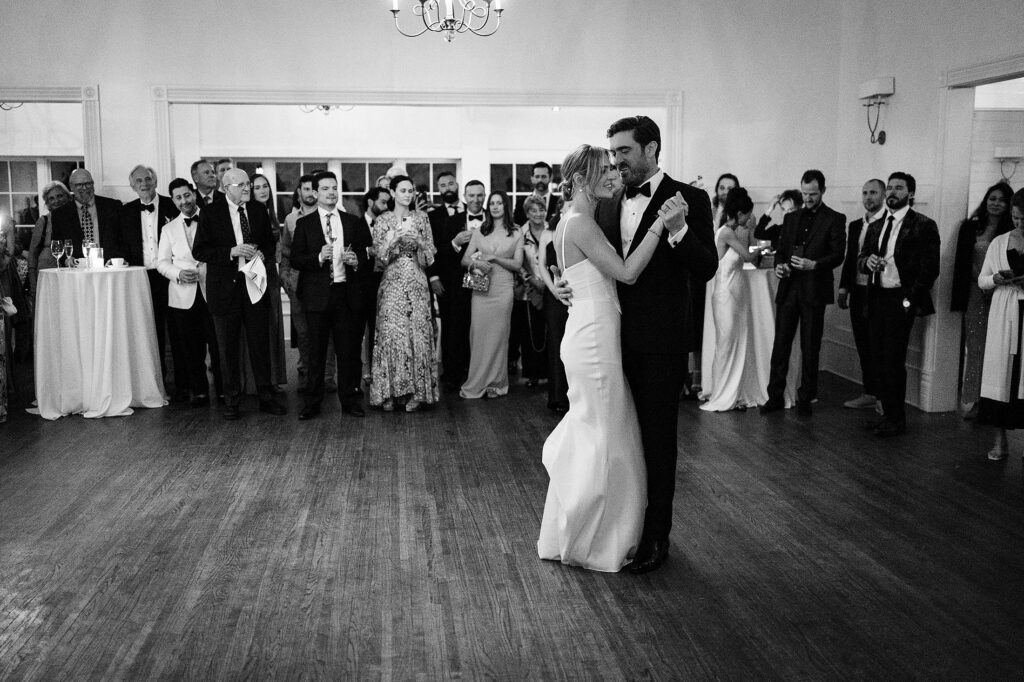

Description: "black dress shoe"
629 538 670 574
259 399 287 416
861 416 886 432
298 405 320 421
874 419 906 437
796 400 813 416
342 404 365 418
190 394 210 408
223 405 240 420
759 398 784 415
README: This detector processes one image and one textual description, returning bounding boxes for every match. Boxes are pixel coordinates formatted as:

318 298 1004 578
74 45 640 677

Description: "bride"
537 144 666 572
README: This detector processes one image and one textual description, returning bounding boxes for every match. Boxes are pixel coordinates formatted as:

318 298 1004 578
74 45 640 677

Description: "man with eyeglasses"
192 168 286 420
50 169 122 258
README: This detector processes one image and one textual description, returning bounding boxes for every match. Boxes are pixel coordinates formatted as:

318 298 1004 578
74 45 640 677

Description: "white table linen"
35 267 167 419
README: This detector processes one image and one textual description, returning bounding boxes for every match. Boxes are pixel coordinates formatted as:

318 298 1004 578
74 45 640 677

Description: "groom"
597 116 717 573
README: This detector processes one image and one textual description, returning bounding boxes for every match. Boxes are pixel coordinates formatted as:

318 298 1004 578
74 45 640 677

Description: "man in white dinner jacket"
156 178 223 407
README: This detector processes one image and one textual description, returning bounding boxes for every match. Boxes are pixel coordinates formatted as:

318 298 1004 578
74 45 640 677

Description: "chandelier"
389 0 505 43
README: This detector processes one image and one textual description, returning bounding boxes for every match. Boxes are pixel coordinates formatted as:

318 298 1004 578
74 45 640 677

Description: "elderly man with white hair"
49 168 121 257
192 168 285 420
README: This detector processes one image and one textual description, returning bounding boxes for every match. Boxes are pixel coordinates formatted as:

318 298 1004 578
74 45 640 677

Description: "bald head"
69 169 96 205
222 168 250 205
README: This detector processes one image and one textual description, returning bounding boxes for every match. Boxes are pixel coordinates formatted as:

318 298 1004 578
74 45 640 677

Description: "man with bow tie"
119 164 185 399
157 178 223 407
427 170 463 298
437 180 486 390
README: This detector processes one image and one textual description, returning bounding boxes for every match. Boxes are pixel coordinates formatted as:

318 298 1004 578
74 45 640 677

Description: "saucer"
106 264 130 269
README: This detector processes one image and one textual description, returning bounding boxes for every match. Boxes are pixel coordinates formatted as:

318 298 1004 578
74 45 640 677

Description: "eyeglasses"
226 182 251 189
71 182 95 188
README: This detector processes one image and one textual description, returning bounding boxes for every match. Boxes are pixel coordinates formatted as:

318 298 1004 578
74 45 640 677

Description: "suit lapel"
894 209 915 257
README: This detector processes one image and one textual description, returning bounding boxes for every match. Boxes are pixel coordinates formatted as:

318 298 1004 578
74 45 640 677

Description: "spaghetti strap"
559 214 573 271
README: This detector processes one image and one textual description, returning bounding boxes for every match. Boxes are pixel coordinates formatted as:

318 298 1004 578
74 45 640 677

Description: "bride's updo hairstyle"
557 144 608 202
723 186 754 222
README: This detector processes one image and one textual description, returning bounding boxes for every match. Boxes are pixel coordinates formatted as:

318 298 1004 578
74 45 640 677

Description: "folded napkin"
239 256 267 304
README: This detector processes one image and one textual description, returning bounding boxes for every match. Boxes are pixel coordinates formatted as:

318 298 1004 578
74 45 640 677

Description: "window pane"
515 164 533 192
342 196 363 216
49 160 82 188
342 163 366 194
0 196 10 223
13 193 39 225
407 163 430 192
10 161 37 192
301 162 326 177
368 163 391 189
490 164 512 193
276 195 293 220
235 161 261 179
0 162 8 192
276 162 300 193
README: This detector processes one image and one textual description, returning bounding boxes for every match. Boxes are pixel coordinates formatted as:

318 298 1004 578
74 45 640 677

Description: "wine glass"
63 240 74 266
50 240 63 269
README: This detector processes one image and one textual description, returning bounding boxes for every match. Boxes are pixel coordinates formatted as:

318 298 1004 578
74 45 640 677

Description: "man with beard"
281 174 321 386
427 171 463 299
438 180 486 389
514 162 560 226
190 160 220 208
362 186 391 377
858 172 940 437
157 178 223 406
594 115 717 573
837 178 887 410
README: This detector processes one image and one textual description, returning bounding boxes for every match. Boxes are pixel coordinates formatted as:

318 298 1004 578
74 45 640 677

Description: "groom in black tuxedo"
596 116 717 573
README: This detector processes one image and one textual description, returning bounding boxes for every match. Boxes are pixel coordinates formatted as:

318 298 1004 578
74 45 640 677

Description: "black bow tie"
625 183 651 199
184 216 197 227
467 214 483 223
140 203 155 213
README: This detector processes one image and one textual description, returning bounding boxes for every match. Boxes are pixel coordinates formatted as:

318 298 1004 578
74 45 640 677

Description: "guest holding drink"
460 191 524 399
251 173 288 391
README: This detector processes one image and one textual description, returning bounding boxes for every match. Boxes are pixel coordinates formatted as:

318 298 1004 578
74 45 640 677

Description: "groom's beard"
618 159 654 187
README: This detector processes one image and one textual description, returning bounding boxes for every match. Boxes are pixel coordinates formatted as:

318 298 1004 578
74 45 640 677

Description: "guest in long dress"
951 182 1014 419
369 175 439 412
537 202 569 413
511 195 549 388
701 188 764 411
460 191 524 399
977 189 1024 461
0 221 30 424
251 173 288 391
28 181 71 299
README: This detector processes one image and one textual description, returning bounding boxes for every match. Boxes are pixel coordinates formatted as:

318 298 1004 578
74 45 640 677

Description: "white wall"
968 110 1024 211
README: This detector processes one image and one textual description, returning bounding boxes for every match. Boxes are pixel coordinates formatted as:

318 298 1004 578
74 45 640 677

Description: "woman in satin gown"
701 188 764 411
537 144 667 572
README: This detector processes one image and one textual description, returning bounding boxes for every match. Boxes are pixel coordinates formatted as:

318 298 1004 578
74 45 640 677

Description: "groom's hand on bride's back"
550 265 573 307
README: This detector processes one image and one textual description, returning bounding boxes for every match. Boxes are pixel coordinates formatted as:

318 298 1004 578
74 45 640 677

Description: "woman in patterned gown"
369 175 439 412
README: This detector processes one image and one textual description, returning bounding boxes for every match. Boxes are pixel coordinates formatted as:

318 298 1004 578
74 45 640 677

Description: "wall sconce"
994 145 1024 183
859 77 895 145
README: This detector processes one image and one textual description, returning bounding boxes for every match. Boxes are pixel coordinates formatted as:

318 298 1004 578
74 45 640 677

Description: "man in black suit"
190 160 220 208
192 168 285 420
595 115 717 573
427 171 463 298
49 169 121 258
290 171 373 420
513 162 560 226
858 172 940 437
837 178 886 410
362 186 391 377
760 169 847 417
119 164 185 399
437 180 486 389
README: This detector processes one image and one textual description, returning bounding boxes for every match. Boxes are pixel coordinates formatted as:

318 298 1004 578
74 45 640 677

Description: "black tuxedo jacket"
427 203 462 281
192 198 277 316
50 195 122 258
435 213 479 287
290 209 372 313
596 173 717 355
838 216 868 291
118 195 179 266
774 203 847 307
857 208 940 316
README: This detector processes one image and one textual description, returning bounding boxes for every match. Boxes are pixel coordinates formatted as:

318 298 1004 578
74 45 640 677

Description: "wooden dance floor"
1 370 1023 679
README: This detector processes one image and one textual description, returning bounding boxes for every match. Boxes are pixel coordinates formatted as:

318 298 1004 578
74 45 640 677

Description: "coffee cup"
73 257 89 269
107 257 126 268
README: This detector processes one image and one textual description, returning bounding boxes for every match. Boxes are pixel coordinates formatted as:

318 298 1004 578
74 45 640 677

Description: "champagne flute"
51 240 63 269
63 240 74 266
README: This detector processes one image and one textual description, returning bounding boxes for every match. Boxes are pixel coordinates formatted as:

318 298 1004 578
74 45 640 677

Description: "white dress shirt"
856 207 887 286
225 197 246 267
138 196 160 269
619 170 688 254
878 205 910 289
318 207 346 283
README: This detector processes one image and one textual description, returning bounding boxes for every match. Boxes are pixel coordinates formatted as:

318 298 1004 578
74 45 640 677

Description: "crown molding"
945 52 1024 88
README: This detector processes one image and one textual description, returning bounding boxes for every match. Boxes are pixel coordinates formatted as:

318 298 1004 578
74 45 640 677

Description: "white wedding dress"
537 220 646 572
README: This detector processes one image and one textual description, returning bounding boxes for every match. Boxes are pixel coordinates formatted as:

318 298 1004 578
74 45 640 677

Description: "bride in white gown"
537 144 667 572
701 188 765 411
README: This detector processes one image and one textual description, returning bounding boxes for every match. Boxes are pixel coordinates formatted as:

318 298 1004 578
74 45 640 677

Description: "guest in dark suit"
192 168 285 420
858 172 940 437
513 162 560 227
49 169 121 258
836 178 887 409
759 170 846 417
190 160 220 208
594 115 718 573
362 186 391 378
438 180 486 389
119 164 185 399
290 172 373 420
427 171 463 298
753 188 803 250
